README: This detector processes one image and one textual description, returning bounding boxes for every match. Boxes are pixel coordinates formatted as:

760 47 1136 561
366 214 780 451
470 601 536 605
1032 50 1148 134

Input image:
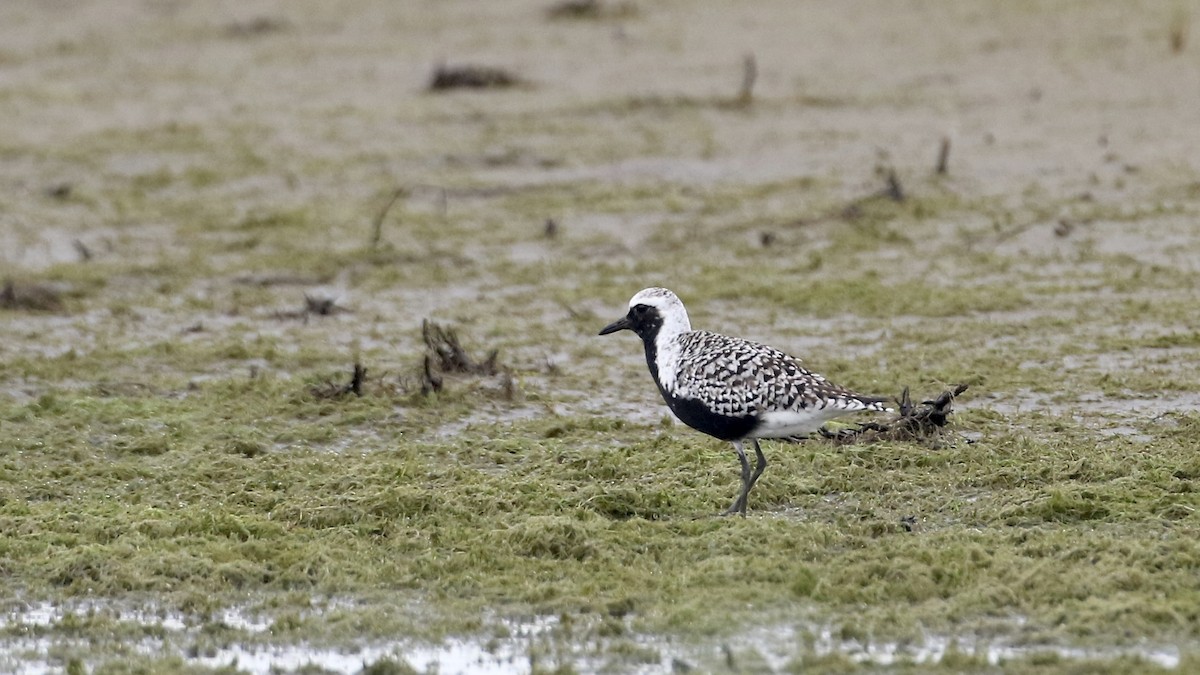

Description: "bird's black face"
598 303 662 341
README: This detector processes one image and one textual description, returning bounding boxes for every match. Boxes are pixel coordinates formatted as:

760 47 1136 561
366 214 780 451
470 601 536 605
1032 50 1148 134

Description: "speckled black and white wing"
666 330 890 437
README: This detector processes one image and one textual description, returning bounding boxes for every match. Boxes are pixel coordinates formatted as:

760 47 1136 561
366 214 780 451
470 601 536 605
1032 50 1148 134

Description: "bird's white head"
598 287 692 344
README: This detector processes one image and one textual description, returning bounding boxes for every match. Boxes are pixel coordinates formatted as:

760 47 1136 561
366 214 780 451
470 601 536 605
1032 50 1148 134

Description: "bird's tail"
856 395 894 413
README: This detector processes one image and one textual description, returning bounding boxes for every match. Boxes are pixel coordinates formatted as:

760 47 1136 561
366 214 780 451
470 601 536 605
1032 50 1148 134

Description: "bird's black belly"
663 394 758 441
642 338 758 441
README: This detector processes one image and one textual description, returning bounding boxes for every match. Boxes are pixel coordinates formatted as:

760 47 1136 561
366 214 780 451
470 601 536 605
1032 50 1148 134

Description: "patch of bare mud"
992 214 1200 272
982 388 1200 429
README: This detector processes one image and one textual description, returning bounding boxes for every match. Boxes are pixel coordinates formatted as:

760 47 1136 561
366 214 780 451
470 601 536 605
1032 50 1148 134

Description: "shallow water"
0 602 1185 673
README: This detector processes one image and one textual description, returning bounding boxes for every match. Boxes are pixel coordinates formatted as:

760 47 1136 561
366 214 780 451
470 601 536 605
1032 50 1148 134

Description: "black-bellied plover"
599 287 891 516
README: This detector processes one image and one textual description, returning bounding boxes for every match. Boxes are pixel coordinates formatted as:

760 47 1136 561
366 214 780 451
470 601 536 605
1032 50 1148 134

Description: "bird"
599 287 892 516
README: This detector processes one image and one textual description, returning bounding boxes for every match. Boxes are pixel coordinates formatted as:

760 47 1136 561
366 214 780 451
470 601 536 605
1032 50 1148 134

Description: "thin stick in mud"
370 188 407 249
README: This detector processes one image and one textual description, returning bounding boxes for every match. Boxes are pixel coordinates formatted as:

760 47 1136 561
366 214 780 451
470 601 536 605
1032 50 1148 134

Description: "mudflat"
2 1 1199 672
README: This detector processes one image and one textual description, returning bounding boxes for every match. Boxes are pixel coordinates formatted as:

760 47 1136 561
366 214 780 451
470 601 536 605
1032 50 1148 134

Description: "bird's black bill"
598 315 632 335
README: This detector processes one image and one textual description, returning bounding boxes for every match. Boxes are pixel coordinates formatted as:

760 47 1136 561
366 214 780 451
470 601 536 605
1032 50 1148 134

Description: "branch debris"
429 64 521 91
419 319 511 397
1 279 65 312
224 16 288 38
310 362 368 399
304 294 350 316
422 319 499 375
274 294 351 321
421 354 443 395
545 0 638 20
819 384 969 445
789 167 906 227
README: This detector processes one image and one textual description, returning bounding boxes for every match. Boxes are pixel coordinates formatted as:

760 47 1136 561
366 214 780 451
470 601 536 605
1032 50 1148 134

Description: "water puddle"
0 602 1187 673
192 619 555 675
805 626 1180 669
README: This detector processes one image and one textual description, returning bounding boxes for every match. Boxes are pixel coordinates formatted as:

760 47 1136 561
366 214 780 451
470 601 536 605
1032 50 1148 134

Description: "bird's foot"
721 498 748 517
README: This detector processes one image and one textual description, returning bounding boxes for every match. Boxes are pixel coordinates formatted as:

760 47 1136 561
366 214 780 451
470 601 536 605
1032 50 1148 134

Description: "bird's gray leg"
722 440 752 517
733 440 768 516
747 439 768 495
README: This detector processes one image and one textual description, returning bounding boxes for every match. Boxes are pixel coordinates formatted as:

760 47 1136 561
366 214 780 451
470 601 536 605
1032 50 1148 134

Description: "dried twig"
369 185 449 249
935 136 951 175
736 53 757 107
882 168 905 202
72 239 93 262
370 187 407 249
789 168 907 228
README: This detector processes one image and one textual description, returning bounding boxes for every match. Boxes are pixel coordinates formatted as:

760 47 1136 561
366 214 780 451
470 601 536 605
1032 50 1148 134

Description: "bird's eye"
632 304 649 316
